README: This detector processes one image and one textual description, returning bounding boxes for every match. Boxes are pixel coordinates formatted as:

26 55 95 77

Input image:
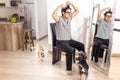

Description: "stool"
22 29 34 51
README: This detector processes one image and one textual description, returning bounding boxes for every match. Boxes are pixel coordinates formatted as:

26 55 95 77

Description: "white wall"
112 0 120 54
35 0 48 39
21 0 48 39
112 22 120 54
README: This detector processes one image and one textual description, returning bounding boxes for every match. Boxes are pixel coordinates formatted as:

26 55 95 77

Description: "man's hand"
52 4 66 22
59 4 66 8
106 7 111 10
66 1 79 18
66 1 71 5
97 7 111 21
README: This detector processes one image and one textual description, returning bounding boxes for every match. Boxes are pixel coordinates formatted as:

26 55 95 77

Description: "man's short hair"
104 10 112 16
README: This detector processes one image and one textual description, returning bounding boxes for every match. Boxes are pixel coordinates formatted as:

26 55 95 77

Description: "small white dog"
31 44 45 59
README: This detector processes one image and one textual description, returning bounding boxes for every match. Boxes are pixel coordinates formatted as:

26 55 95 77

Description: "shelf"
0 3 5 7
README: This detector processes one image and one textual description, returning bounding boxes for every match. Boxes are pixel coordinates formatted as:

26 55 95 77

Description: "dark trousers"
56 39 85 71
92 37 109 62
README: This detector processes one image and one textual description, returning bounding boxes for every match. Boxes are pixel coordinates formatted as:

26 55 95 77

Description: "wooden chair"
50 23 75 64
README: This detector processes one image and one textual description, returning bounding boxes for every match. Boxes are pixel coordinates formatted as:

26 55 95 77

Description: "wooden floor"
0 37 120 80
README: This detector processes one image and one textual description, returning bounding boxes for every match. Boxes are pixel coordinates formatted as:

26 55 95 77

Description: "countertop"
0 21 24 24
0 18 24 24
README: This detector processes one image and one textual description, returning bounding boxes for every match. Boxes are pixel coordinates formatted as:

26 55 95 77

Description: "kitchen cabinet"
0 0 21 7
0 22 24 51
0 0 11 7
0 0 5 7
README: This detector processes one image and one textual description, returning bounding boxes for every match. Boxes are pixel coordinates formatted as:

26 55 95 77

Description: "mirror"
87 0 115 75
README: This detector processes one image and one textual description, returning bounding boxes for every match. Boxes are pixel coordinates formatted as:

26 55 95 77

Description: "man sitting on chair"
52 1 88 75
91 7 112 63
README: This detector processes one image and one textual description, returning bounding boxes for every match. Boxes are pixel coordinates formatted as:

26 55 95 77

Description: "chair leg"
30 30 34 48
31 38 34 47
91 48 94 61
73 49 75 63
104 49 108 63
25 33 28 49
27 31 32 51
52 48 61 64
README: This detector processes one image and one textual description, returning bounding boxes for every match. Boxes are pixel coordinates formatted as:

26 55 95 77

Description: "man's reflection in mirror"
91 7 112 63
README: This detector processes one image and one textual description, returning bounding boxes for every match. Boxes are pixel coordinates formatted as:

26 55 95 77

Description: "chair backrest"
94 24 108 48
94 24 98 38
50 23 56 46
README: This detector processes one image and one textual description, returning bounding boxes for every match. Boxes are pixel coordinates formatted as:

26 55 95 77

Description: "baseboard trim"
112 54 120 57
38 35 48 41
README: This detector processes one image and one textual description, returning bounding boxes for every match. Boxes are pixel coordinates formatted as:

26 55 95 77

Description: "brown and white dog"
31 44 45 59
